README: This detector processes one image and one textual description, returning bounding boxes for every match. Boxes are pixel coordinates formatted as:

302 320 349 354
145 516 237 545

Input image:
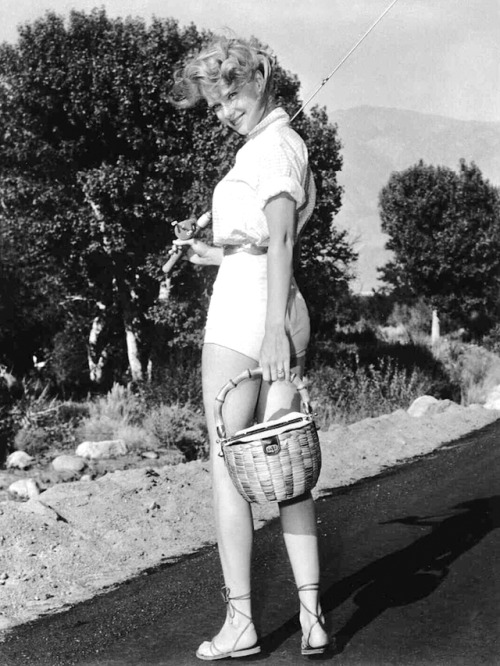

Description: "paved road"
1 420 499 666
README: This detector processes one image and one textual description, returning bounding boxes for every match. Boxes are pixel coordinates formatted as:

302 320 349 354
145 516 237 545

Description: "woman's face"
207 72 267 136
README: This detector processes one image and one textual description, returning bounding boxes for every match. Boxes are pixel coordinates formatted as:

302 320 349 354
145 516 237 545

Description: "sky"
1 0 499 123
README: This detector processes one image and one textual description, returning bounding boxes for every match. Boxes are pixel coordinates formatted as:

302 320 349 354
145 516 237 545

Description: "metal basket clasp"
262 437 281 456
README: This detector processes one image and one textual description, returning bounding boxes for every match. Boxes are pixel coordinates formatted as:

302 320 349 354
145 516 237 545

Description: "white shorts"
204 252 310 362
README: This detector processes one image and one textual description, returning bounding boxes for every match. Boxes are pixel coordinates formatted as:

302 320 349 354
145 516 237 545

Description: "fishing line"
291 0 401 122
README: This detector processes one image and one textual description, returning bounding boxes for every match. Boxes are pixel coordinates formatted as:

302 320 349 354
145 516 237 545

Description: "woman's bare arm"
260 192 297 382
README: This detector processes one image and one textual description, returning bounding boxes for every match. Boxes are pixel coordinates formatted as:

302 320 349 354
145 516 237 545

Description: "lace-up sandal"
196 586 261 661
297 583 331 656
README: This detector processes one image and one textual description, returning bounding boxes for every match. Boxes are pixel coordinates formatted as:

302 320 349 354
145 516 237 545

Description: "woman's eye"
228 92 238 100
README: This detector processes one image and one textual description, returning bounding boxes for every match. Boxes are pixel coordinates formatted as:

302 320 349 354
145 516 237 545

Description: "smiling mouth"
229 114 244 128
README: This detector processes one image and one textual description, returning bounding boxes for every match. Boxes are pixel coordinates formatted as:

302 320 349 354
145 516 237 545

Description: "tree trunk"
119 283 151 383
83 194 151 384
87 304 109 385
124 326 144 382
431 309 440 347
83 197 113 385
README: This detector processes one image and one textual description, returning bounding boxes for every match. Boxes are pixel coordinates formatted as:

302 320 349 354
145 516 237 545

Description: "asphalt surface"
1 420 499 666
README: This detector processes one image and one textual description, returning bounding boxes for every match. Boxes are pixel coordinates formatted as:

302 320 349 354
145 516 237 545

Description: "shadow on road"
264 495 500 657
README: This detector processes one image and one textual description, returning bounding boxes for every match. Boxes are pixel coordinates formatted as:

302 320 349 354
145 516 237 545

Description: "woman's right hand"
164 239 223 269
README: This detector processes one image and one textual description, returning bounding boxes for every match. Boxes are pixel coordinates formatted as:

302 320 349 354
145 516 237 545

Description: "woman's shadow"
263 495 500 657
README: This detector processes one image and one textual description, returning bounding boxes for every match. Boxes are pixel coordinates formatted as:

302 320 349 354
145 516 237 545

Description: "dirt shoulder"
0 401 498 636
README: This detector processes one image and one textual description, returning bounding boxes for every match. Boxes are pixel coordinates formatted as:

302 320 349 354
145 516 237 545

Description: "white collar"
247 107 290 140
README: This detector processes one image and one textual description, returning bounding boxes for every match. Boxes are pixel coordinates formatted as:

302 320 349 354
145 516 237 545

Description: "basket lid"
227 411 312 445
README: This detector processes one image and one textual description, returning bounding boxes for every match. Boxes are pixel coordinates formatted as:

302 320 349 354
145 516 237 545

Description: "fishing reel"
172 217 200 242
162 211 212 275
159 211 212 301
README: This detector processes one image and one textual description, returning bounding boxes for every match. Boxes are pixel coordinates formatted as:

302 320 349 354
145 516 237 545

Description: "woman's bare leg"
198 343 260 656
256 358 329 649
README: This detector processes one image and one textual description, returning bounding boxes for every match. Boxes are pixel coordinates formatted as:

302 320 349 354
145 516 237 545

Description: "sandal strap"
297 583 320 593
221 585 252 622
297 582 321 616
297 583 323 646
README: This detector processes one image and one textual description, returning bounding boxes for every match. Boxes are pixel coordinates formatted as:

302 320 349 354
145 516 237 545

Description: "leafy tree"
0 207 68 376
0 10 223 383
379 160 500 334
293 106 356 336
0 9 352 385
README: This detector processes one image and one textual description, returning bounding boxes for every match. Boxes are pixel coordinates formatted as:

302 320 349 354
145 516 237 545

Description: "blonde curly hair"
170 37 275 108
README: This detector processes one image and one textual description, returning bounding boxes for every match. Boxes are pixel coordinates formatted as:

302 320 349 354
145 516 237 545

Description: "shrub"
388 299 433 335
308 353 433 428
86 382 146 424
58 401 90 422
436 341 500 405
482 324 500 356
144 349 203 409
77 413 121 443
111 423 154 453
8 387 88 455
0 411 15 463
310 336 458 402
77 411 155 453
76 382 148 448
76 383 208 460
143 402 208 461
14 426 49 457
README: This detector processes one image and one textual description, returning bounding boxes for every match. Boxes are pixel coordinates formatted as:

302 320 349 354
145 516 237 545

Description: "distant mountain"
331 106 500 293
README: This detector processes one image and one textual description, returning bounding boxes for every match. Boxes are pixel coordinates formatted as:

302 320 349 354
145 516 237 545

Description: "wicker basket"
215 368 322 504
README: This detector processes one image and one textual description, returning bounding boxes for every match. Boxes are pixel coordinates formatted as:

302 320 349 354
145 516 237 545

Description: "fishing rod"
291 0 401 122
162 0 401 277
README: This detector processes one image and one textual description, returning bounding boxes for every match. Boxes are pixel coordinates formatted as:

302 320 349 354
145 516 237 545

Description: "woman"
169 37 329 660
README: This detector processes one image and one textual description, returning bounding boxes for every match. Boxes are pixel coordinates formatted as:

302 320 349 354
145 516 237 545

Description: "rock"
8 478 40 500
56 470 83 483
76 439 128 460
17 498 61 523
407 395 440 417
52 454 87 474
484 384 500 410
141 451 159 460
408 396 461 417
38 469 68 486
6 451 35 470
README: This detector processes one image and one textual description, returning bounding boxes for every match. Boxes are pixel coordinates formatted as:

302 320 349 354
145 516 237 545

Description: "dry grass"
308 353 433 429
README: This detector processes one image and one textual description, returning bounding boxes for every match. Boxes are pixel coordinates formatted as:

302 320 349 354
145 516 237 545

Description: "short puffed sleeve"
254 134 308 209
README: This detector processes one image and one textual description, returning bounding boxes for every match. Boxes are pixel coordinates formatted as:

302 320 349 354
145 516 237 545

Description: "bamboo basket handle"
214 367 313 440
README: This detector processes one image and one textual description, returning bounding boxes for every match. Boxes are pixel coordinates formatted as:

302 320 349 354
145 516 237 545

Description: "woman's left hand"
168 239 223 266
260 325 291 383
